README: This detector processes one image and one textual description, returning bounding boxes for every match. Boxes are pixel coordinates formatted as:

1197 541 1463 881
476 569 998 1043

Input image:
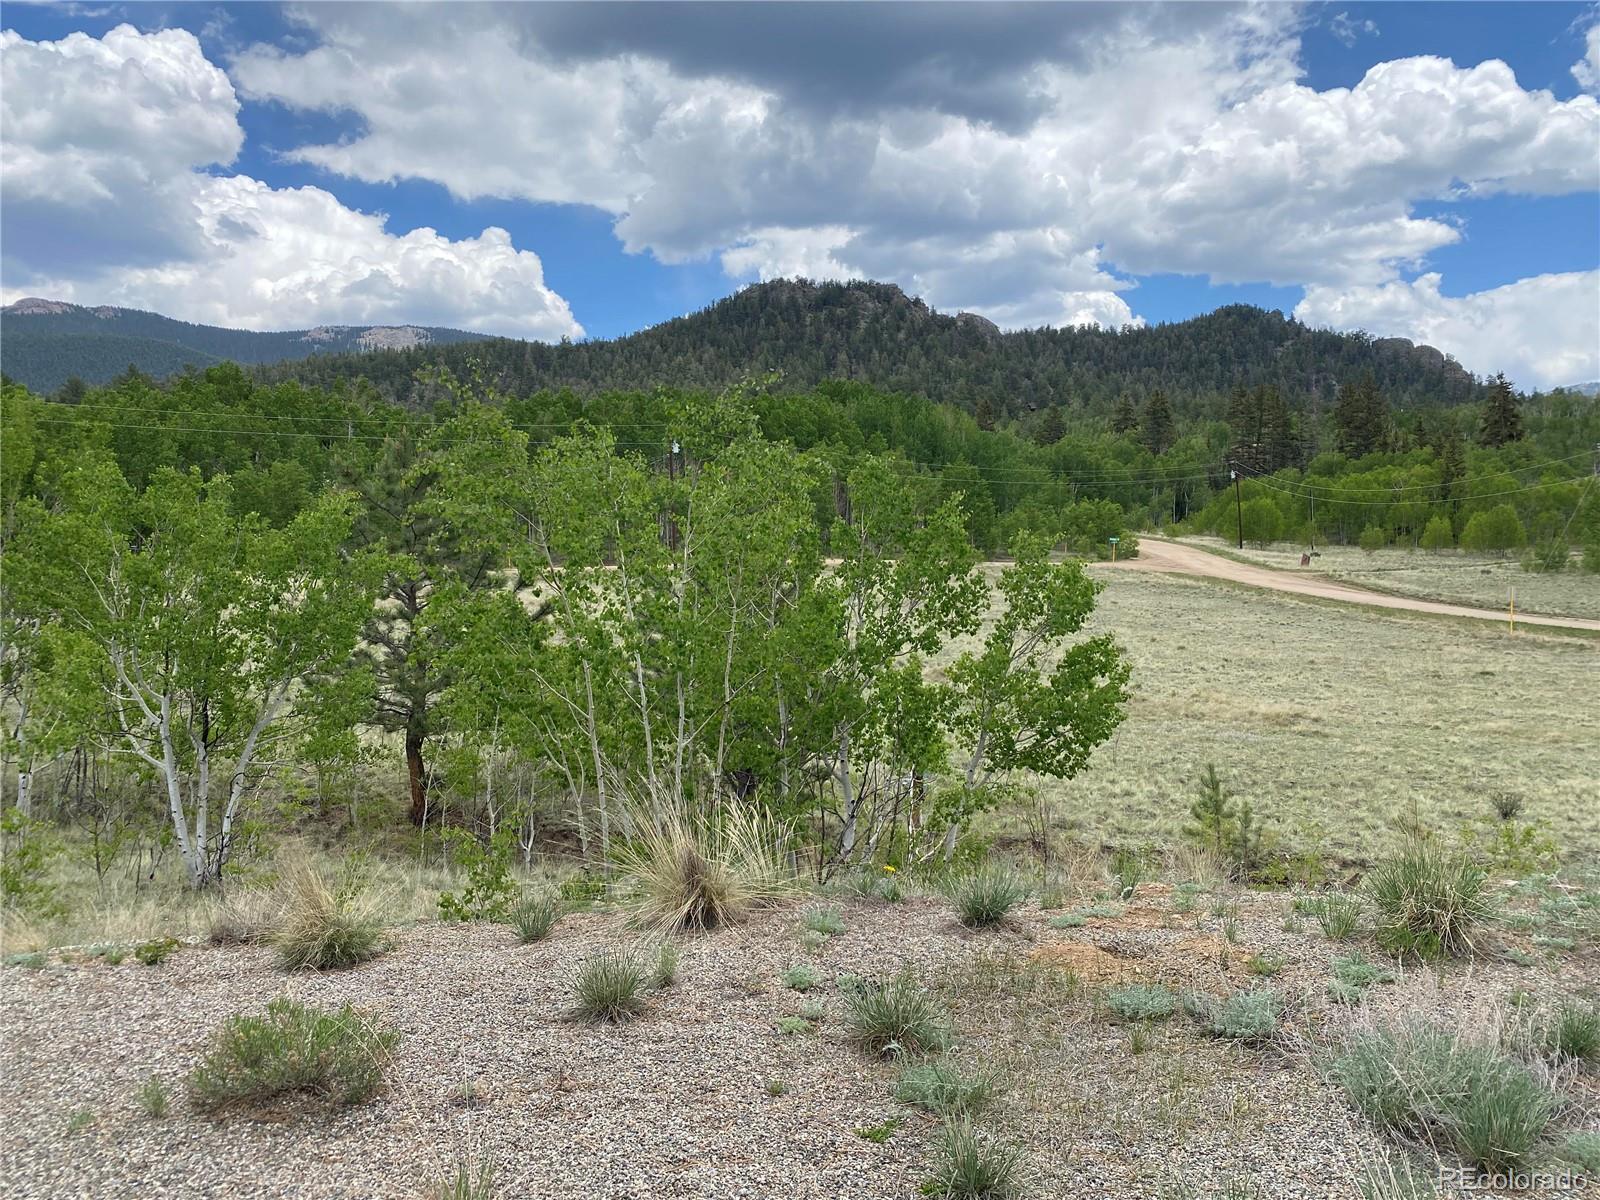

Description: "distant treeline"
3 358 1595 561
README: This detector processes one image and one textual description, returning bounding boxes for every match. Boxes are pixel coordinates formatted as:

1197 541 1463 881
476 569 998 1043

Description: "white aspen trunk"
217 687 287 881
836 733 860 859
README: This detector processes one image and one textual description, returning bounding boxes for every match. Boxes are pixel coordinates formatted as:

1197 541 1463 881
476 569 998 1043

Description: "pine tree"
1479 373 1523 447
1333 372 1387 457
1111 395 1139 436
1257 385 1296 471
1036 405 1065 446
1436 428 1466 505
1142 389 1175 454
974 395 995 431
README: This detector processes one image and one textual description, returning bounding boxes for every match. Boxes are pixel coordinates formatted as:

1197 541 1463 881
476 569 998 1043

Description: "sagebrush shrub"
782 963 821 992
844 971 951 1056
275 860 384 971
574 948 649 1022
802 905 846 936
894 1061 994 1117
616 808 795 932
923 1118 1024 1199
1328 953 1395 1004
510 893 561 944
1561 1131 1600 1175
1189 988 1280 1040
1330 1021 1556 1172
1103 983 1177 1022
188 998 397 1112
1366 840 1490 958
951 861 1030 927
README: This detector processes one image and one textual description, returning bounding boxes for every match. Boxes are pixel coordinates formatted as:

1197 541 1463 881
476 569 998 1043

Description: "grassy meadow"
957 563 1600 868
1183 536 1600 622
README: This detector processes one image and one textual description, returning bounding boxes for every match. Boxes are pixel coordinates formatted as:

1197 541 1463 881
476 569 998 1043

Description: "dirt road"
1102 538 1600 632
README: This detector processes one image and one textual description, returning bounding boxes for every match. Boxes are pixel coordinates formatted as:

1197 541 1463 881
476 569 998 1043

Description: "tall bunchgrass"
273 859 385 971
950 861 1030 928
614 806 796 932
1365 840 1490 959
844 971 952 1057
923 1118 1024 1199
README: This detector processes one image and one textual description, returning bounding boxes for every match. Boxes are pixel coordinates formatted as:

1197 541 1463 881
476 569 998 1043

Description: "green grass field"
957 563 1600 868
1184 536 1600 621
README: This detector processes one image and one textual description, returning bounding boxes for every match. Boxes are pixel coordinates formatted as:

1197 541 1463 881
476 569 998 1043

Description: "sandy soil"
1104 540 1600 632
2 890 1594 1199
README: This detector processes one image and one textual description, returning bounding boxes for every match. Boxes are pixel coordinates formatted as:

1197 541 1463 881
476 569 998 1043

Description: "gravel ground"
1 889 1595 1199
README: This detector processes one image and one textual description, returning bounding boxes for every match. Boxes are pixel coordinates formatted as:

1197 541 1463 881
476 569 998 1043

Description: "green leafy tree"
1419 514 1454 552
10 462 376 885
1460 504 1526 554
942 532 1130 858
1358 525 1388 552
1233 497 1284 547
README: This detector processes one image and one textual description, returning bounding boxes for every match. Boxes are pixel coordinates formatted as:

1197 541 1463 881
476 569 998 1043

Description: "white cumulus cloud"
1574 21 1600 93
1296 271 1600 391
228 5 1599 336
0 24 580 339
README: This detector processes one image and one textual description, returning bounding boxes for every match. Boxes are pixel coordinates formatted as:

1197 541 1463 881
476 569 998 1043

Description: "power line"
1241 471 1583 507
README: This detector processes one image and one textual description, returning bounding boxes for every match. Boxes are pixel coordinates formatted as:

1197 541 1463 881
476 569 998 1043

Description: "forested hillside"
0 298 491 393
259 279 1486 424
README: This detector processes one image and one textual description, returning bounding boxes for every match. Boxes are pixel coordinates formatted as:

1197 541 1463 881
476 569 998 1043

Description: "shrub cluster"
188 998 397 1112
617 809 795 932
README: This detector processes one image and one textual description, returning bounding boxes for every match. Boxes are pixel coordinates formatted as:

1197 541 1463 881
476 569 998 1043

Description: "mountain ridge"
0 298 492 393
5 280 1490 418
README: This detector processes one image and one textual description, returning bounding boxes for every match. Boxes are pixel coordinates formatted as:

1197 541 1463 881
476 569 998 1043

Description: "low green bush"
782 963 821 992
1188 988 1280 1040
801 906 846 936
135 937 180 966
843 971 951 1057
135 1075 170 1118
188 998 397 1112
1328 952 1396 1004
1103 983 1177 1022
1559 1131 1600 1175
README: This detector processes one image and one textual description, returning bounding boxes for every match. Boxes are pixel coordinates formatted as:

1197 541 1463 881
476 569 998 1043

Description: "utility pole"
1231 464 1243 549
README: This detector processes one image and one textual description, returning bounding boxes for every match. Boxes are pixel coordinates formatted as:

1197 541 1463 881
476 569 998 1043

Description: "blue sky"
2 2 1597 387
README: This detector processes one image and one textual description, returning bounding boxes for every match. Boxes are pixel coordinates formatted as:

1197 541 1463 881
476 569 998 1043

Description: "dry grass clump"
206 887 280 945
615 806 796 932
188 998 397 1113
274 860 385 971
